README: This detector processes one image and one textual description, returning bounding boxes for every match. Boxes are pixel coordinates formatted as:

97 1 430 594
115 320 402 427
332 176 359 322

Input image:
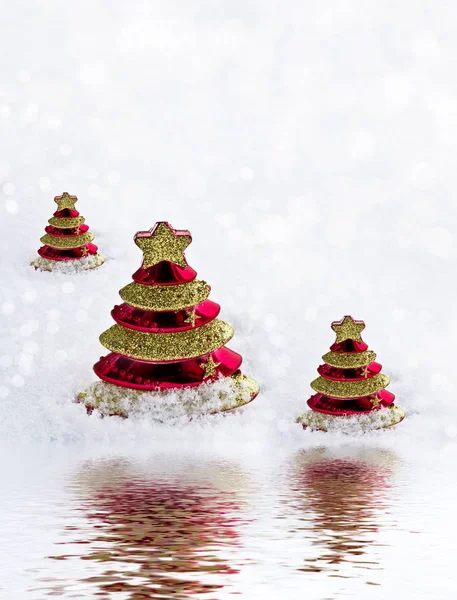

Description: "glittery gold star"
54 192 78 211
331 315 365 344
81 246 88 257
200 356 220 379
184 308 200 327
134 222 191 269
372 396 380 408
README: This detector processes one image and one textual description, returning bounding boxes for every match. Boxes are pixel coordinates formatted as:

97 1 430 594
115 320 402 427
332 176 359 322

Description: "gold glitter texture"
297 405 405 432
54 191 78 211
48 216 85 228
200 356 220 379
135 222 191 269
331 316 365 343
100 319 234 361
321 350 376 368
310 373 390 398
40 231 94 249
120 280 209 311
184 308 200 327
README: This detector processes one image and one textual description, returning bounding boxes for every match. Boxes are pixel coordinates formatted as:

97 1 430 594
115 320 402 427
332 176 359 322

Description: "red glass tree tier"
78 221 260 417
298 316 405 431
31 192 103 271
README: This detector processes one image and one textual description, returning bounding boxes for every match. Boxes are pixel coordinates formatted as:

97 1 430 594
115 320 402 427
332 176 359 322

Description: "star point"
54 192 78 211
135 222 191 269
331 315 365 344
200 355 220 379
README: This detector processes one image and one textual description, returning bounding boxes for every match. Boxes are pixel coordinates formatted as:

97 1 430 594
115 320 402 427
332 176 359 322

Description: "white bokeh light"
107 171 120 185
62 282 75 294
54 350 67 363
60 144 72 156
240 167 254 180
76 310 87 323
11 374 25 387
38 177 51 191
4 199 18 214
0 104 11 118
0 355 13 368
3 182 15 195
1 302 15 315
17 69 31 82
47 322 60 334
426 227 453 259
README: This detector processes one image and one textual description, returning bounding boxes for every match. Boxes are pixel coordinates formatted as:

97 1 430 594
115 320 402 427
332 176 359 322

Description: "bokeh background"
3 4 457 599
1 1 456 445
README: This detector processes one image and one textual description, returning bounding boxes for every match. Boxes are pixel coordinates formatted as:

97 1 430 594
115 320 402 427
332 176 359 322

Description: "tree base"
77 373 260 420
31 254 104 272
297 405 405 432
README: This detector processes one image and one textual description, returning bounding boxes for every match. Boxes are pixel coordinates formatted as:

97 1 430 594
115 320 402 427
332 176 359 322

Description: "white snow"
1 1 457 598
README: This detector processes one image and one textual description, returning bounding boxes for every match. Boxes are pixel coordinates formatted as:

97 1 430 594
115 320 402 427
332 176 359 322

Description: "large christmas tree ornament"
297 316 405 432
31 192 104 271
78 222 259 418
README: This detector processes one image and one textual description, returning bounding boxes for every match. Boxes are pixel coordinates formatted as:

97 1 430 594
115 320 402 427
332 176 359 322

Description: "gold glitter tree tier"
40 231 94 249
119 280 210 311
48 216 85 228
321 350 377 368
99 319 234 361
298 405 405 432
310 373 390 398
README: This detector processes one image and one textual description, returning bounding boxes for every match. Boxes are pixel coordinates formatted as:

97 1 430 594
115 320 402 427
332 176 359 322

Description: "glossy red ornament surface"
54 208 80 218
330 339 368 353
308 393 388 415
111 299 221 332
133 262 197 285
45 224 89 236
317 362 382 381
303 316 400 422
38 243 98 261
90 222 259 402
36 196 100 263
93 347 243 390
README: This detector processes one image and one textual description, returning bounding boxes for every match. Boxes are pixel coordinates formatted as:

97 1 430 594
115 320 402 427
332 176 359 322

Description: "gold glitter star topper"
135 222 192 269
331 315 365 344
54 191 78 211
200 356 220 379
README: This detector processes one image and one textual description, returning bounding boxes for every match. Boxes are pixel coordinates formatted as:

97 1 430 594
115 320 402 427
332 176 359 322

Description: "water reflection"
46 460 248 599
289 449 398 579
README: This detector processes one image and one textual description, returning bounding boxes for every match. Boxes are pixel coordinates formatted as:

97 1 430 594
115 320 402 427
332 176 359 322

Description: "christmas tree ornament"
78 221 259 418
297 316 405 432
31 192 104 271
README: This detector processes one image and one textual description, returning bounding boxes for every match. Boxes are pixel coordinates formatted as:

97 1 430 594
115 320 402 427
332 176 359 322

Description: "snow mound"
78 374 259 423
298 406 405 433
30 254 104 273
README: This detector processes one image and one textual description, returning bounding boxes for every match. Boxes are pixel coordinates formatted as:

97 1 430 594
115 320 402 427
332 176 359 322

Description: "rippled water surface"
2 446 455 599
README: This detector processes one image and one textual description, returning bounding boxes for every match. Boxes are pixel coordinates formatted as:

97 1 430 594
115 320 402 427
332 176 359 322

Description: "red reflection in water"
290 451 396 576
47 476 246 599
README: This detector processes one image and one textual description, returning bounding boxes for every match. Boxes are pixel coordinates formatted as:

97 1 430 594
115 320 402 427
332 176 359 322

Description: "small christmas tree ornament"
78 222 259 418
297 316 405 432
31 192 104 271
